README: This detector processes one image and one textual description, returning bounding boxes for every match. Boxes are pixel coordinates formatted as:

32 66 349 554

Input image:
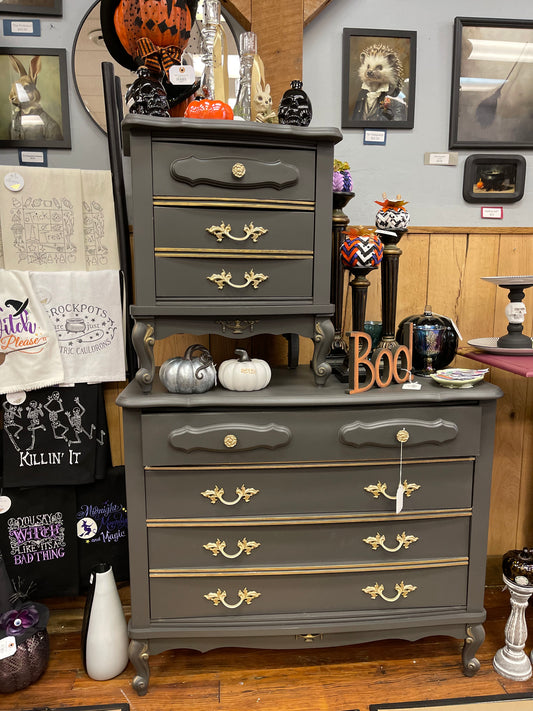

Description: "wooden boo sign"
347 325 413 394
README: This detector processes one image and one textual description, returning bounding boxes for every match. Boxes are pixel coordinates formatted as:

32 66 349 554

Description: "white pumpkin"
218 349 271 391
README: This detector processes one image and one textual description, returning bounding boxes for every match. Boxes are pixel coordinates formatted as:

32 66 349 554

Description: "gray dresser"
117 368 502 695
121 116 342 390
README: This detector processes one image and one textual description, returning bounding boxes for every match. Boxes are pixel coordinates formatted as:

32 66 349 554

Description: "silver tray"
468 336 533 355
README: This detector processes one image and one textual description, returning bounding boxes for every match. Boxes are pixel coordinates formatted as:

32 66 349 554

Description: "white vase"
82 563 129 681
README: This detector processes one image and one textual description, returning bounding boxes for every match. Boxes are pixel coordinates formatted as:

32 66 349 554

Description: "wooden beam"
304 0 334 26
220 0 251 30
250 0 304 109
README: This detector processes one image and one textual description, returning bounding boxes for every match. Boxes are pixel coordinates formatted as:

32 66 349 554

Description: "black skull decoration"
278 80 312 127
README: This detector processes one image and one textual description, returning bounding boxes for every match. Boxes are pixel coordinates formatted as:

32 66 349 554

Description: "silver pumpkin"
159 344 216 394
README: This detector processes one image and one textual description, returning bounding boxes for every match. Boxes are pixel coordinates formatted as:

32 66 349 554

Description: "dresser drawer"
141 405 482 466
147 514 471 569
154 207 315 253
155 255 313 300
149 564 468 619
145 460 474 518
152 142 316 201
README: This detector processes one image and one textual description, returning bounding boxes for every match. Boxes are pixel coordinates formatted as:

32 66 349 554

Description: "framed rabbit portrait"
0 47 71 148
0 0 62 16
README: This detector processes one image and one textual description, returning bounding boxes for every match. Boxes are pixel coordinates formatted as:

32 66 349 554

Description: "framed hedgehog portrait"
341 28 417 130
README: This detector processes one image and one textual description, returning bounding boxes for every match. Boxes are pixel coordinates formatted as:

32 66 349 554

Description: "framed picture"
463 154 526 203
0 0 62 15
0 48 71 148
450 17 533 149
341 28 416 129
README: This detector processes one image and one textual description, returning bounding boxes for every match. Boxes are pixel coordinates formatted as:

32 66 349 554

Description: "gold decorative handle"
203 538 261 558
201 484 259 506
224 434 237 448
364 480 420 500
204 587 261 608
206 221 268 243
207 268 269 290
232 162 246 178
363 531 419 552
396 428 410 443
362 581 417 602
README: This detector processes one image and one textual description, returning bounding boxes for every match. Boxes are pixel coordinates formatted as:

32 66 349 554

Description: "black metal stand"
376 228 406 352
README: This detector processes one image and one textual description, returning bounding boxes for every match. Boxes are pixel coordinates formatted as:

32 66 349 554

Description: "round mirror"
72 0 242 133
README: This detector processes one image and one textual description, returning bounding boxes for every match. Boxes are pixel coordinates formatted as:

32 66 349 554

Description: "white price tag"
168 64 195 85
403 381 421 390
6 391 26 405
0 637 16 660
396 482 405 514
0 496 12 514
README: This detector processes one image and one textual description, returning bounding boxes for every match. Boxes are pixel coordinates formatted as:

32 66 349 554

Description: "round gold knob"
224 434 238 448
232 162 246 178
396 429 409 443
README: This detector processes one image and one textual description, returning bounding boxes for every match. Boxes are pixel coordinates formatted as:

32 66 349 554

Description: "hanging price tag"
396 481 405 514
168 64 195 85
0 637 16 660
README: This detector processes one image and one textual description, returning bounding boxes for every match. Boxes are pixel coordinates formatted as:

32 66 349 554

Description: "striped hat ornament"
340 226 384 270
333 159 353 193
375 194 410 231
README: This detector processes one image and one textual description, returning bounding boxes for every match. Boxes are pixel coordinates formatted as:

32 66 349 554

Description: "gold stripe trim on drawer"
149 558 469 577
146 508 472 527
145 457 475 472
155 249 313 260
154 196 315 211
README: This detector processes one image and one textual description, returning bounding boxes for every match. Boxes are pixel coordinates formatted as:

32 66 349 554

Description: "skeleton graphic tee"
1 383 110 486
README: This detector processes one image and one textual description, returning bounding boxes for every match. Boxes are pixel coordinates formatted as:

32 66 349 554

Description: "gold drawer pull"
396 428 410 443
204 587 261 609
232 162 246 178
362 581 417 602
206 221 268 243
207 268 268 290
201 484 259 506
364 480 420 500
204 538 261 558
297 634 322 643
224 434 237 448
363 532 419 552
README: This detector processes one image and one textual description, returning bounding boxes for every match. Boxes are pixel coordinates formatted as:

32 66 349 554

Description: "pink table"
460 349 533 378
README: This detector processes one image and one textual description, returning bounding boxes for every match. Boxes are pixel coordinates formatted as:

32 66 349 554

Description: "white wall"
304 0 533 226
1 0 532 228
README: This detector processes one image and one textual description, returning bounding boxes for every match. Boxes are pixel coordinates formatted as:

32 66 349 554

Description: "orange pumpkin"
184 98 234 120
113 0 193 60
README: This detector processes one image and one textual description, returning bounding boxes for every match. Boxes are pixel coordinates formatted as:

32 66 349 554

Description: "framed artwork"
341 28 416 129
450 17 533 149
0 0 62 15
462 154 526 203
0 48 71 149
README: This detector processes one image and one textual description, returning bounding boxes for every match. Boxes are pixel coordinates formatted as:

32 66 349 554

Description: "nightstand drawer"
147 514 471 568
155 255 313 299
154 207 315 253
152 142 316 201
149 564 468 619
144 460 474 518
141 406 481 466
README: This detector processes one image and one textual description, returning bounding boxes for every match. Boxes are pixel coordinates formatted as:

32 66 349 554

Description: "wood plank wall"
104 226 533 559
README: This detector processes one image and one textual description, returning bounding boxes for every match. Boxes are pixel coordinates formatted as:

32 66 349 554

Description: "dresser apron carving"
117 368 502 695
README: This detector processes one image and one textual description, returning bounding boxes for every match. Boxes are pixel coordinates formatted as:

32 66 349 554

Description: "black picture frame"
0 0 62 15
462 154 526 203
341 27 416 130
450 17 533 149
0 47 71 149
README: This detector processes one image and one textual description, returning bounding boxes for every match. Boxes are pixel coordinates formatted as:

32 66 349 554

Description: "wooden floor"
2 585 533 711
